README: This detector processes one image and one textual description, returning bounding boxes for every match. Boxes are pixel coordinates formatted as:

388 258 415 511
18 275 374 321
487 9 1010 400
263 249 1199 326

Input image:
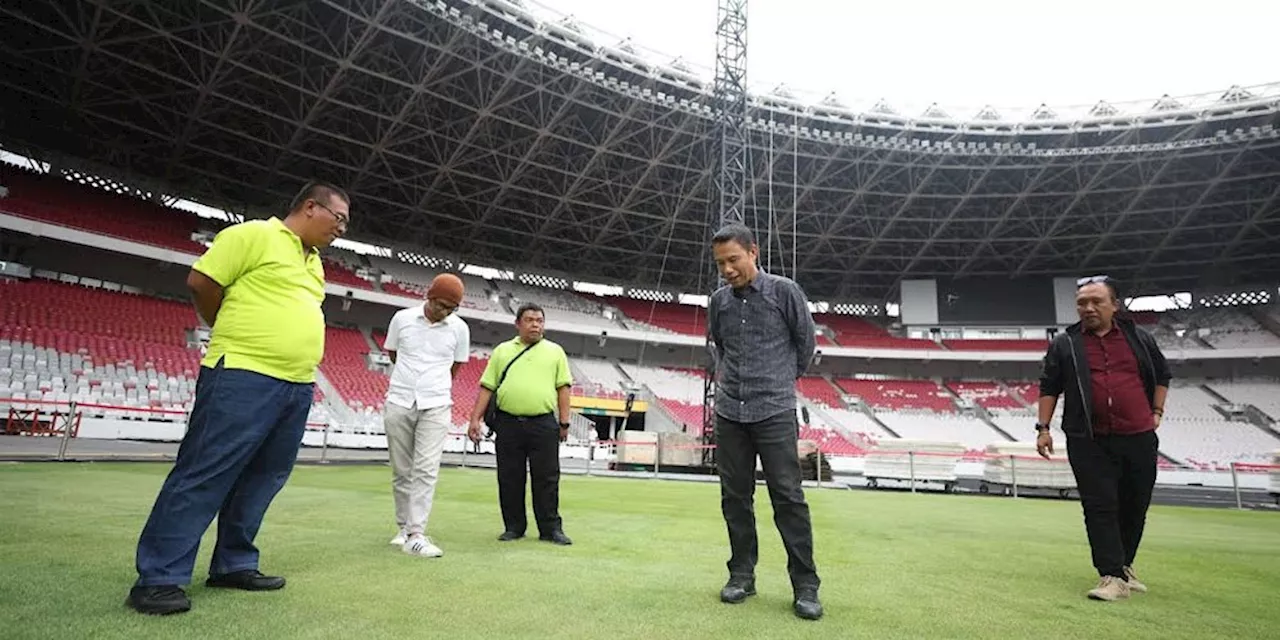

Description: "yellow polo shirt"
193 217 326 383
481 337 572 416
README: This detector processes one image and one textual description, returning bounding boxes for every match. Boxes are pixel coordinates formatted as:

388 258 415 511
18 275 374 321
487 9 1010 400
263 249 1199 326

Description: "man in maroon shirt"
1036 276 1171 602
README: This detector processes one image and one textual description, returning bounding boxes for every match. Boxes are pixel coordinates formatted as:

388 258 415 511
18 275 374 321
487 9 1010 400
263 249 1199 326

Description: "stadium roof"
2 0 1279 303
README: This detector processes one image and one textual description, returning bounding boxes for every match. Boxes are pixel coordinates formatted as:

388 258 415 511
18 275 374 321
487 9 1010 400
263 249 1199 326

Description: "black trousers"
1066 430 1159 579
716 411 819 590
494 411 562 536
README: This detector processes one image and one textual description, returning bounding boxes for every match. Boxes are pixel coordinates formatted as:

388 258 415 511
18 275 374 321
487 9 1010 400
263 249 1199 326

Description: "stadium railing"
4 397 1277 507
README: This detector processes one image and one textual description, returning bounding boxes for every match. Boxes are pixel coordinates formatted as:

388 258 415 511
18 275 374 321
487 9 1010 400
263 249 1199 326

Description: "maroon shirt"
1082 327 1154 435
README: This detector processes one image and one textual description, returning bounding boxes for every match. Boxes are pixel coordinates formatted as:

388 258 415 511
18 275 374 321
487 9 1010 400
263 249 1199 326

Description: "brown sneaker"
1087 575 1131 601
1123 566 1147 593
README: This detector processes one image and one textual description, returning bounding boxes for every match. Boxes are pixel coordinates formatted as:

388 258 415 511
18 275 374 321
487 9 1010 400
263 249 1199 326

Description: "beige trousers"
384 403 451 536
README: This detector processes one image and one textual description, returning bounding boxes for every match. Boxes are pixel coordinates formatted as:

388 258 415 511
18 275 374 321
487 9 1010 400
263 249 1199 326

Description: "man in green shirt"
127 182 350 616
468 303 574 545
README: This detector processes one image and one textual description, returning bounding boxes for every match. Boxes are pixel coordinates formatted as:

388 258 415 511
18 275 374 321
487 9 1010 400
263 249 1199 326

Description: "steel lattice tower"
703 0 750 465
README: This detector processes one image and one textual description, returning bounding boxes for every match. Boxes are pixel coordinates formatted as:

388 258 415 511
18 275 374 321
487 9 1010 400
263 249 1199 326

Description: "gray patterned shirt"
708 271 817 423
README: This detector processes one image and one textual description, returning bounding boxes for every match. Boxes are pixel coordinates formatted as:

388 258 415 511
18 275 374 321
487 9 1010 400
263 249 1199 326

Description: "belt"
497 410 554 422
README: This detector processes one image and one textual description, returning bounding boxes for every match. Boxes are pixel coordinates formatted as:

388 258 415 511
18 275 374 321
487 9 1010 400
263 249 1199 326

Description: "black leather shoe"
205 569 285 591
126 585 191 615
497 531 525 541
539 531 572 545
793 587 823 620
719 577 756 604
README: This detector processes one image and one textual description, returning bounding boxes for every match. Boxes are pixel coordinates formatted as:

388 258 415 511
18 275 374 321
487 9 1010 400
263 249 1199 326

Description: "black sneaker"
126 585 191 615
793 587 823 620
205 569 285 591
719 577 756 604
497 531 525 541
539 531 572 546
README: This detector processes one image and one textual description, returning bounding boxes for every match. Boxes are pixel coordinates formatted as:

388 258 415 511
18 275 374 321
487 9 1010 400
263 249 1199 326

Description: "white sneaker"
389 529 407 546
1123 566 1148 593
403 535 443 558
1087 575 1131 601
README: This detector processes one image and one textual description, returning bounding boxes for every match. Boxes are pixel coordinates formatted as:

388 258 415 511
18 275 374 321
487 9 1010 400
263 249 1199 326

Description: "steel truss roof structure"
2 0 1279 303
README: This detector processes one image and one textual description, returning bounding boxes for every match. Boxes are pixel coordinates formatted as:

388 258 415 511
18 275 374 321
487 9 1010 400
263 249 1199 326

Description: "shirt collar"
735 270 770 294
268 216 319 256
416 310 450 327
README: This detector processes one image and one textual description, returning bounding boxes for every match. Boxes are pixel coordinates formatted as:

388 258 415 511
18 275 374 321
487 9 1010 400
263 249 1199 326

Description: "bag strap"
493 342 535 392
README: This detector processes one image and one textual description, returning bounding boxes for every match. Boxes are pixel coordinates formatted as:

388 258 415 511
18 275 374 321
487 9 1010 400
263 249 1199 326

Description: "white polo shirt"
383 305 471 411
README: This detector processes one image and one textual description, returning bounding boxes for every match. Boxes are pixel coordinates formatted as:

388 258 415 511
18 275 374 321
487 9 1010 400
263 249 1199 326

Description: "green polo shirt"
481 337 573 416
193 217 326 383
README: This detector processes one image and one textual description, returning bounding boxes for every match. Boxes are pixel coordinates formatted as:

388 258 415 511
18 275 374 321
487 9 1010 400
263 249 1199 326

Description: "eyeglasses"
312 200 349 229
429 298 458 314
1076 275 1110 286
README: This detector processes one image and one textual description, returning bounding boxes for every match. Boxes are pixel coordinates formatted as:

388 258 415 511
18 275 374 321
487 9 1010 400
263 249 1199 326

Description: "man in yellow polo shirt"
468 303 574 545
127 181 350 616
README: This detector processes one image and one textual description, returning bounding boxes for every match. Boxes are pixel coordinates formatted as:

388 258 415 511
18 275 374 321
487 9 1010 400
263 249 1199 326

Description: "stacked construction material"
615 430 658 465
982 442 1075 490
863 438 965 485
1270 450 1280 502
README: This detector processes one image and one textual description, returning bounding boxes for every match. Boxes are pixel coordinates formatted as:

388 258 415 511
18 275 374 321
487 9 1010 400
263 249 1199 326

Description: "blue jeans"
134 359 313 587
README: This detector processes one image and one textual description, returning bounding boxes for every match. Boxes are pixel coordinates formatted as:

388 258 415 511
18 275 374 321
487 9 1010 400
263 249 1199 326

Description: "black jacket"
1038 317 1173 439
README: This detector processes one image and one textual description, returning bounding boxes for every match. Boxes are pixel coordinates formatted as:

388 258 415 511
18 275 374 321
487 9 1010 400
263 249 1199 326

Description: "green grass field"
1 462 1277 639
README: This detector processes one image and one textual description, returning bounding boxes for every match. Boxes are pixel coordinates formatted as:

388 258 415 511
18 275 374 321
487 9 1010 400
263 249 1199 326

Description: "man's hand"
1036 430 1054 460
558 425 569 443
1153 413 1163 429
468 418 483 443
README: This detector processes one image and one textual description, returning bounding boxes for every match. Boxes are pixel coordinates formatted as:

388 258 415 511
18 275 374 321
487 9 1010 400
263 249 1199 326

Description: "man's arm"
188 222 255 327
1037 338 1065 407
470 387 494 423
557 385 571 425
706 292 721 373
1035 339 1064 458
1147 332 1172 409
1152 385 1168 425
1142 329 1171 424
187 270 225 327
467 352 500 442
452 321 470 379
555 348 573 440
1037 395 1058 427
383 314 401 365
707 293 718 344
1037 339 1063 423
785 281 817 376
471 354 501 423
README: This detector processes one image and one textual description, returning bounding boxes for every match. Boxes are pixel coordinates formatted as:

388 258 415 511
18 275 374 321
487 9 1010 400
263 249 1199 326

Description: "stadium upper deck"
1 0 1278 304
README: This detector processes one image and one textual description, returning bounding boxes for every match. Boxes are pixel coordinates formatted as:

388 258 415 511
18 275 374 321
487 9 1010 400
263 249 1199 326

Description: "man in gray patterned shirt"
706 224 822 621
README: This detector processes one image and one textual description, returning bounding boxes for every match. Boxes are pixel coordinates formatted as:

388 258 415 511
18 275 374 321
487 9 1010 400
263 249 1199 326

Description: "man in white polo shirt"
383 273 470 557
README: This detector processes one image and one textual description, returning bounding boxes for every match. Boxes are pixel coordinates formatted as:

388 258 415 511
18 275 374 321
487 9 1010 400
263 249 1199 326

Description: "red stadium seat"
0 167 210 254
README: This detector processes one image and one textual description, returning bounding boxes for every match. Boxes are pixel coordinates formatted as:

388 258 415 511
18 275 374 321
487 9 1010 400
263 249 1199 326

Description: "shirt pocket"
756 294 790 342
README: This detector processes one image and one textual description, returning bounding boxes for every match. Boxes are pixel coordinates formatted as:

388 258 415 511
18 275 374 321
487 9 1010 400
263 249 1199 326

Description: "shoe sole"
126 599 191 616
720 590 756 604
205 580 286 591
404 545 444 557
1087 591 1129 601
130 606 191 616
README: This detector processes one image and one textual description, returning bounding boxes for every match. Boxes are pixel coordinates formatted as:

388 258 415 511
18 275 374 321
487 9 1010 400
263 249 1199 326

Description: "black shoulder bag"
484 342 535 427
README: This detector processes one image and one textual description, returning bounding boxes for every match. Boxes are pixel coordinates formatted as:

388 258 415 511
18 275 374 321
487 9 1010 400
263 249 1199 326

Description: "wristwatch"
559 422 570 430
1034 422 1051 434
